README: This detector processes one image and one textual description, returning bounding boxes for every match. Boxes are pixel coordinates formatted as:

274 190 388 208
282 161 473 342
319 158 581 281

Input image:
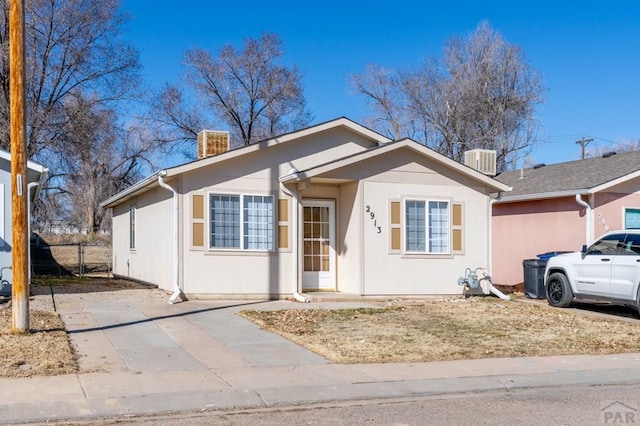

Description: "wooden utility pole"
9 0 29 333
576 136 594 160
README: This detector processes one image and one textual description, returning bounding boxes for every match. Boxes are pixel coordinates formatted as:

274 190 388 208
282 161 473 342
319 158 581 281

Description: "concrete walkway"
2 297 640 424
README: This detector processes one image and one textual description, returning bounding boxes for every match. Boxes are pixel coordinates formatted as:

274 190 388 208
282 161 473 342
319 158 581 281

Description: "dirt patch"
0 307 78 378
240 298 640 363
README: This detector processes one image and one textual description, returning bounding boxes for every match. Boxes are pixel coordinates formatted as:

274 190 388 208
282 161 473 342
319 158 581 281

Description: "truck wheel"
546 272 573 308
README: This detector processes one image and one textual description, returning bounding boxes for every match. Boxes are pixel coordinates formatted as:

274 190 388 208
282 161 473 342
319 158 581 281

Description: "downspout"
488 192 510 300
278 169 309 303
575 193 592 245
158 172 184 304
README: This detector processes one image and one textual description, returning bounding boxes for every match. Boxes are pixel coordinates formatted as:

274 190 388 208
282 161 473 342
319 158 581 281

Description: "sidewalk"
2 296 640 424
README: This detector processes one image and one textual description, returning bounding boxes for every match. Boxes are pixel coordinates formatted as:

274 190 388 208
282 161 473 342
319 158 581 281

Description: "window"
243 195 274 250
129 207 136 250
209 194 274 251
587 233 625 255
622 233 640 255
405 199 450 254
625 208 640 229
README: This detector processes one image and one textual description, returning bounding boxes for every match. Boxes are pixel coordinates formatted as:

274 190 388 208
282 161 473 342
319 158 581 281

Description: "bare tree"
351 22 545 172
0 0 141 157
43 91 153 235
154 33 312 149
0 0 146 235
586 140 640 158
349 64 415 140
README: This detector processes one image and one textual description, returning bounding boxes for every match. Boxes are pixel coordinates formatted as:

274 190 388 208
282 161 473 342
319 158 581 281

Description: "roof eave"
590 169 640 193
100 171 164 208
290 138 511 192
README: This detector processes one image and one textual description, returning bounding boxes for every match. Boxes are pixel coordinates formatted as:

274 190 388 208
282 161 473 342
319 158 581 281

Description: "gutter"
496 189 588 204
575 193 593 245
278 169 309 303
157 171 184 304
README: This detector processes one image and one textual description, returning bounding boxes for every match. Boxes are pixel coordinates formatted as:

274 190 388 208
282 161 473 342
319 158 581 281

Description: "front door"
302 200 335 291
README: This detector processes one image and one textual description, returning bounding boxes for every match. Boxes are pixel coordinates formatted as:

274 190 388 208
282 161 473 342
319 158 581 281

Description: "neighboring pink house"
492 150 640 286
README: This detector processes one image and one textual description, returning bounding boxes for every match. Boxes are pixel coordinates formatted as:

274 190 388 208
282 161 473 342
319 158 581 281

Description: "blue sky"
122 1 640 167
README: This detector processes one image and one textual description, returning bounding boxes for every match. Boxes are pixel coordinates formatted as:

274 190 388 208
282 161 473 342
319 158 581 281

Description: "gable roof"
102 117 391 207
280 138 511 192
495 150 640 202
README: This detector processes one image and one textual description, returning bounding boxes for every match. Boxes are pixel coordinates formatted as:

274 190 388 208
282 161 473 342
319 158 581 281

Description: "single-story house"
0 148 48 291
492 150 640 286
102 117 510 302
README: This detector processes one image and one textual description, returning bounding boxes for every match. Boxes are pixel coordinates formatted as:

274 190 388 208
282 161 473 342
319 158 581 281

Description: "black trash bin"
523 259 547 299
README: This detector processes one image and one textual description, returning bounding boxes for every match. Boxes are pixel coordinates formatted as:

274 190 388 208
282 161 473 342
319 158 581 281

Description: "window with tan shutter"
192 194 204 249
452 202 464 253
278 198 289 250
390 200 401 252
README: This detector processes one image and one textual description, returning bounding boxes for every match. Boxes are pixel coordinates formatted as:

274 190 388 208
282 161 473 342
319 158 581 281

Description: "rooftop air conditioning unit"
197 130 230 159
464 149 497 176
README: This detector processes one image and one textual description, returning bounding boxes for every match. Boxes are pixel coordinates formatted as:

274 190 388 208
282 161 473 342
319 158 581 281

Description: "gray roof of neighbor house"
495 150 640 201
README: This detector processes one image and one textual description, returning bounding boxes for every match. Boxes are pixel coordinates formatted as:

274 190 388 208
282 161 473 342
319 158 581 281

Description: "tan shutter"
452 202 463 253
192 194 205 249
390 201 401 252
278 199 289 249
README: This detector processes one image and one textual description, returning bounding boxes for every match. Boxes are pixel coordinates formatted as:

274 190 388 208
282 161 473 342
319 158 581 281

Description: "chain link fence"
31 242 111 277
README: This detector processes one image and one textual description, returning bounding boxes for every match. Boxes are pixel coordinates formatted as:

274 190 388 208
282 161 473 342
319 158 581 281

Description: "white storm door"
302 200 335 291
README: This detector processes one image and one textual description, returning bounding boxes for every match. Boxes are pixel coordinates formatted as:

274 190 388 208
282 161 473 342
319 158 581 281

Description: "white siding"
112 186 174 291
361 180 488 295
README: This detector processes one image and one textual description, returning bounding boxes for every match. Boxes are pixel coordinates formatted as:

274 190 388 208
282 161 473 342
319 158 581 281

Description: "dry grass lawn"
0 307 78 378
240 297 640 363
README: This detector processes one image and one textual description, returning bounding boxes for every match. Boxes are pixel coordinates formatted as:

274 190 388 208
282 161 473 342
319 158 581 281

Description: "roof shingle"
495 150 640 198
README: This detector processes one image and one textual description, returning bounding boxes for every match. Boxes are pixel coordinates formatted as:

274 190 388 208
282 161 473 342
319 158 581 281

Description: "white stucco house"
101 118 510 302
0 149 47 293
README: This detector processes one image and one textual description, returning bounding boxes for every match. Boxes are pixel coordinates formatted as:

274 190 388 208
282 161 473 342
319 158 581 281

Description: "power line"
576 136 594 160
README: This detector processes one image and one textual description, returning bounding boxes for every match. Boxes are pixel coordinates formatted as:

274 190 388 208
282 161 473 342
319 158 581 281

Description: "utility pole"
9 0 29 333
576 136 594 160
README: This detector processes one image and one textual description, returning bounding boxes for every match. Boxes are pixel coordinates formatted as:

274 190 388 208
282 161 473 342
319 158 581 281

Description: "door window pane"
303 205 331 272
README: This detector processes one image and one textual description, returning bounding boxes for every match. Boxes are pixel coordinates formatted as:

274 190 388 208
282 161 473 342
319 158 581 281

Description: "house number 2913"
365 205 382 234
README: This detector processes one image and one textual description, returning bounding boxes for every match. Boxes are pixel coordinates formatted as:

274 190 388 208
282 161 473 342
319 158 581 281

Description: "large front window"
405 200 450 254
210 194 273 250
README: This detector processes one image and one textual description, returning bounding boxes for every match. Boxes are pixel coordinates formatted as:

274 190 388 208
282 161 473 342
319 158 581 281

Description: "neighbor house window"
625 208 640 229
129 207 136 250
405 199 450 254
210 194 274 251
